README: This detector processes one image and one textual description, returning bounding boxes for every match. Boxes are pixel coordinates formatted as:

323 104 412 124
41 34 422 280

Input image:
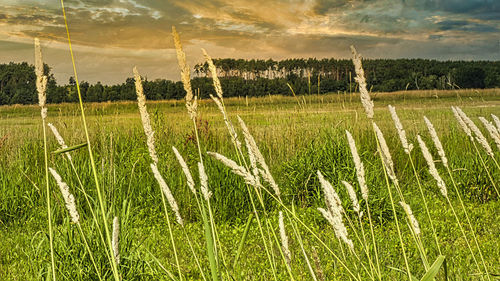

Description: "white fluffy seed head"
134 66 158 164
490 114 500 133
342 181 361 217
202 48 223 100
479 117 500 152
112 216 120 265
350 45 374 119
346 130 368 201
172 146 196 195
35 38 47 119
399 202 421 236
198 162 212 201
207 151 259 187
172 26 197 120
423 116 448 168
47 123 72 161
278 211 291 266
238 116 280 197
49 168 79 224
417 135 448 197
452 106 472 139
317 171 343 214
388 105 413 154
150 163 184 226
373 122 398 184
455 107 493 157
317 207 353 251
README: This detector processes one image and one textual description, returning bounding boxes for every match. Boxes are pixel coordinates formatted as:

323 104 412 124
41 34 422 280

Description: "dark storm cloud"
437 20 498 33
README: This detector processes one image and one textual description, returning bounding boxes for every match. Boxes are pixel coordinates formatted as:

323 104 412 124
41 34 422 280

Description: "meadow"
1 86 500 280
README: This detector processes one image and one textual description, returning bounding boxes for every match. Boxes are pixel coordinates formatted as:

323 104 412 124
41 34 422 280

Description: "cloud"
0 0 498 84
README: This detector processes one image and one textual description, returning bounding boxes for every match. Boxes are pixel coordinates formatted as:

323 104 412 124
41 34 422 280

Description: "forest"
0 58 499 105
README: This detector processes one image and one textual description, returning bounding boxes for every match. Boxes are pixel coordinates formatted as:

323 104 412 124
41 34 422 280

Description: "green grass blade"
420 255 445 281
52 142 87 154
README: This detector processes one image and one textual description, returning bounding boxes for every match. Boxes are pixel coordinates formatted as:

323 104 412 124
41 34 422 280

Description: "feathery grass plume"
172 146 196 194
34 38 48 120
373 122 398 184
243 134 262 187
342 181 361 218
278 211 292 266
455 107 494 157
202 48 223 100
237 116 280 197
317 171 353 250
350 45 374 119
207 151 258 187
133 66 158 164
417 135 447 197
112 216 120 265
345 130 368 201
150 163 184 226
452 106 473 139
49 168 79 224
172 26 197 120
491 114 500 132
388 105 413 154
198 162 212 201
47 123 72 161
399 202 421 236
479 117 500 151
423 116 448 168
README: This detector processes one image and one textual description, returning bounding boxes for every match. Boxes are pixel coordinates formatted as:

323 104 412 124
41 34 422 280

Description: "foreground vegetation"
1 87 499 280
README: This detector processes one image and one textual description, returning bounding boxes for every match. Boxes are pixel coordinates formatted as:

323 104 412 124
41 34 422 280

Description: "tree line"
0 58 499 105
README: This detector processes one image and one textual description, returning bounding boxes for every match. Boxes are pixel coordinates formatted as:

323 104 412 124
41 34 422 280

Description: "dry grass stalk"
172 146 196 195
346 130 368 201
112 216 120 265
172 26 197 120
479 117 500 151
133 66 158 164
399 202 421 236
278 211 291 266
423 117 448 168
150 163 184 226
388 105 413 154
47 123 72 161
49 168 79 224
350 45 374 119
238 116 280 197
34 38 47 120
317 171 353 250
417 135 448 197
373 122 398 184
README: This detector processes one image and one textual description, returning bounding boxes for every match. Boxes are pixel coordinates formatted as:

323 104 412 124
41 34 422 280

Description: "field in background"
1 89 499 279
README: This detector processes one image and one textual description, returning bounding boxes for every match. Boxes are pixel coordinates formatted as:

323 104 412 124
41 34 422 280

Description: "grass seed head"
34 38 47 119
112 216 120 265
388 105 413 154
346 130 368 201
399 201 421 236
172 146 196 195
278 211 291 266
350 45 374 119
373 122 398 184
49 168 79 224
47 123 72 161
150 163 184 226
417 135 448 197
423 116 448 168
342 181 361 217
134 66 158 164
479 117 500 152
198 162 212 201
456 107 493 157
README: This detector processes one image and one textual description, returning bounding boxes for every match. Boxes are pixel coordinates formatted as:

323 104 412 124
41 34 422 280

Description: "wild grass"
0 29 500 280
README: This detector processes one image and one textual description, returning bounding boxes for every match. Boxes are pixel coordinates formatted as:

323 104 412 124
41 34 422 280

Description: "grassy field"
1 89 500 280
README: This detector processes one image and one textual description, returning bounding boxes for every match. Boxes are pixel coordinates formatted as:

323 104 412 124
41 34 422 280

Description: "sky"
0 0 499 84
